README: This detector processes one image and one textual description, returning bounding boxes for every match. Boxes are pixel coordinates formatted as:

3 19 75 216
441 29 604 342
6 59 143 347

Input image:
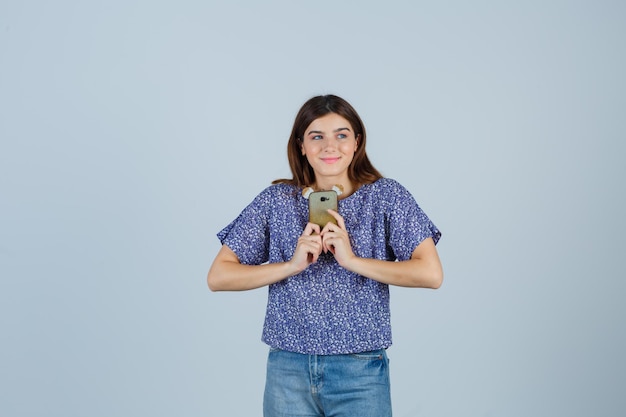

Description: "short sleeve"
216 188 272 265
385 180 441 261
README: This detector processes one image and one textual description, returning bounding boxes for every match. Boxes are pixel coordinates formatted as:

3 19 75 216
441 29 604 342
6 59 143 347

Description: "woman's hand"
289 222 323 273
320 209 356 268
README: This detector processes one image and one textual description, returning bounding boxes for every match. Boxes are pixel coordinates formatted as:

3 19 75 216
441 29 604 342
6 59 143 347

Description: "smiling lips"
321 157 341 164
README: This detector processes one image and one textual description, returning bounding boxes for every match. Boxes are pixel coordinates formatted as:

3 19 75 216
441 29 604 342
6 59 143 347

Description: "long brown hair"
273 94 383 187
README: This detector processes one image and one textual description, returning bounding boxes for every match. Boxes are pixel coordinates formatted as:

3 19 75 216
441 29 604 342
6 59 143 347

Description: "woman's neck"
313 180 354 199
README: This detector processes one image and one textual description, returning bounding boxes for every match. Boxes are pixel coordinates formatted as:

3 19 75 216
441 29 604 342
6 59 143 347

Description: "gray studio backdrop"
1 1 624 416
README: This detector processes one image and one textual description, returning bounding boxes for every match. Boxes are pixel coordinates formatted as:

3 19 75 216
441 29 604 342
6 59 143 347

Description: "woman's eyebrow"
306 127 352 136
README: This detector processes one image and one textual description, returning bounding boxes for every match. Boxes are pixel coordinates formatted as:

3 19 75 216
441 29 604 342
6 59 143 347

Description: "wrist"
285 258 305 277
340 253 361 273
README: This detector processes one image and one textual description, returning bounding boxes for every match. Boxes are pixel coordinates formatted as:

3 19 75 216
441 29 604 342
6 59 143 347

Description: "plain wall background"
1 1 625 416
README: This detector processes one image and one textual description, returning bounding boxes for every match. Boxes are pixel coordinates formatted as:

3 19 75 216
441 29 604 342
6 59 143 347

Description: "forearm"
343 255 443 289
208 260 296 291
208 227 327 292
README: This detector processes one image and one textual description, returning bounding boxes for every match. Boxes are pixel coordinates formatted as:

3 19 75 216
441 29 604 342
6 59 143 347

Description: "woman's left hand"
320 209 356 268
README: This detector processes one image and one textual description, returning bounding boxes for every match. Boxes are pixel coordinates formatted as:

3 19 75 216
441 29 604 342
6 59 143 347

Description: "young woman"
207 94 443 417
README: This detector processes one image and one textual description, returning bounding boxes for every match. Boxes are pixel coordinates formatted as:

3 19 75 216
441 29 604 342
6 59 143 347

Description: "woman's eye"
312 135 323 140
337 133 347 139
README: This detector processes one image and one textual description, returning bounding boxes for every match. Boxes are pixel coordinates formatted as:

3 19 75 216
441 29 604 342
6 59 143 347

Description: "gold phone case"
308 191 338 227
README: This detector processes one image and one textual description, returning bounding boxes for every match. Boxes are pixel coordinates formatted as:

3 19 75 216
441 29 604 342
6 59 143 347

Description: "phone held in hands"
308 191 338 228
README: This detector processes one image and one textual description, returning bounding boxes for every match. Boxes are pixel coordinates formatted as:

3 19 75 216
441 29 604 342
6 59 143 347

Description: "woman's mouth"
321 157 340 164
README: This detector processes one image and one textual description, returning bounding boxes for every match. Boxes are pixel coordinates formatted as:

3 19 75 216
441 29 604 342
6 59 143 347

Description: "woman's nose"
323 138 337 150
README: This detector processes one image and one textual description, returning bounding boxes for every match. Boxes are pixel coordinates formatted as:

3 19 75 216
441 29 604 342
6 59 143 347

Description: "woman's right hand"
289 222 323 274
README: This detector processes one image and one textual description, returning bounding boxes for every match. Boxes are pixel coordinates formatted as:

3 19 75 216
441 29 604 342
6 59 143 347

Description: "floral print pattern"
217 178 441 354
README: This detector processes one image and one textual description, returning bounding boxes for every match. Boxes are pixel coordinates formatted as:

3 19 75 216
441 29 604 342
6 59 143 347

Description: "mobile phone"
308 191 338 228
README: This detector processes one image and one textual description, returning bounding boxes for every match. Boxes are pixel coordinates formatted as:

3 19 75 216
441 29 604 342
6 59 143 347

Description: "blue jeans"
263 348 392 417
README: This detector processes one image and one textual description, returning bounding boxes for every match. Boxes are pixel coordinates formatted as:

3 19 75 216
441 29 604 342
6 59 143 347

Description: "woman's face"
301 113 358 187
